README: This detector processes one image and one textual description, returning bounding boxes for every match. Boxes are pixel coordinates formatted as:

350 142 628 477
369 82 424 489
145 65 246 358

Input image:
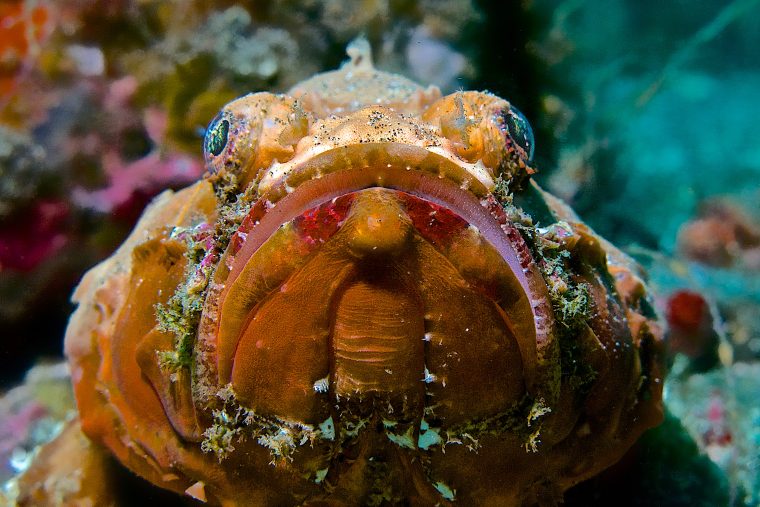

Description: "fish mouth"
235 143 509 287
212 144 557 406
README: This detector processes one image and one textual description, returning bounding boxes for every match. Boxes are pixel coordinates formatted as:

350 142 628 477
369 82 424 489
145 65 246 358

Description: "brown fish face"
63 44 665 506
189 176 555 504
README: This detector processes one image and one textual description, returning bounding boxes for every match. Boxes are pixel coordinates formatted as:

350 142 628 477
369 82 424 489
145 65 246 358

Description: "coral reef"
0 362 73 487
666 363 760 506
0 127 50 220
677 199 760 270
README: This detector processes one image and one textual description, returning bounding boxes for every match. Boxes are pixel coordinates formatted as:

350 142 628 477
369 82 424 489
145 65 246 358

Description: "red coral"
0 200 69 272
665 290 717 360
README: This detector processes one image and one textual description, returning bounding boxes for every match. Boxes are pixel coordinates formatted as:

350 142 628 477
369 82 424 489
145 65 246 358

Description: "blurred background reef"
0 0 758 505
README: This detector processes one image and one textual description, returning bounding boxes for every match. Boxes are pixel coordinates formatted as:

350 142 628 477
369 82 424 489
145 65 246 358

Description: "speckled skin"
42 41 665 506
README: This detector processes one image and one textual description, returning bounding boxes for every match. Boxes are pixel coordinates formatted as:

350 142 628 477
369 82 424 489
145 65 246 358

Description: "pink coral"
72 150 202 214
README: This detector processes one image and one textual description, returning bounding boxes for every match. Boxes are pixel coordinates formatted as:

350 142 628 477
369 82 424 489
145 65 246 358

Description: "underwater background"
0 0 758 505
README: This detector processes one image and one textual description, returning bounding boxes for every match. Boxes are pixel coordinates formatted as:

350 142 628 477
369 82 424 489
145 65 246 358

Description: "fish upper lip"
238 151 497 274
256 142 497 203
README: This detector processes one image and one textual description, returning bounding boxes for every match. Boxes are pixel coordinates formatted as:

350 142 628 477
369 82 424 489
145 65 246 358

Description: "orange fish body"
61 40 665 505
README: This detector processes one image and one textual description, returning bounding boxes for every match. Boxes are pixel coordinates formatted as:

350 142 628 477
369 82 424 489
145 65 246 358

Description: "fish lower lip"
219 165 556 395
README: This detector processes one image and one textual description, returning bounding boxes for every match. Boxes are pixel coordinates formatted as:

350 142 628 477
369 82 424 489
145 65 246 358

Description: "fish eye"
205 114 230 158
502 106 534 163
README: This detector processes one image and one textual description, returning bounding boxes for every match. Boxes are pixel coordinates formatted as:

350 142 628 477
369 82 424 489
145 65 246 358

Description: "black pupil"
207 118 229 157
505 108 534 162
